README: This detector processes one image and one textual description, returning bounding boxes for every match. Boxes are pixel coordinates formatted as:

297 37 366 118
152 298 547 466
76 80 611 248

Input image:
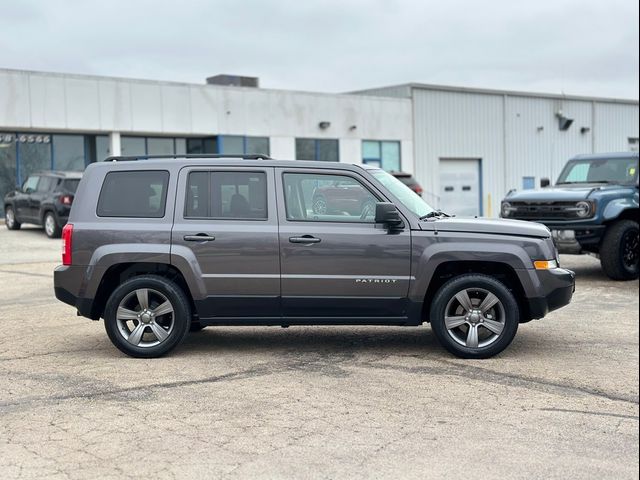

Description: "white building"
1 68 637 217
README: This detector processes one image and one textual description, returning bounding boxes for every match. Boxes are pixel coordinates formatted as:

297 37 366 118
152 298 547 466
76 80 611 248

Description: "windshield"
557 158 639 185
370 169 434 217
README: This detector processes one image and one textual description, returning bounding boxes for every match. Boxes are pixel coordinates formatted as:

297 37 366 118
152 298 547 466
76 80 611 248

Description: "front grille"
509 202 581 220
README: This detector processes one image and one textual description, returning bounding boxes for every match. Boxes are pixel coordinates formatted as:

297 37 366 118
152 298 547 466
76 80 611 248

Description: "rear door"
171 166 280 320
275 168 412 320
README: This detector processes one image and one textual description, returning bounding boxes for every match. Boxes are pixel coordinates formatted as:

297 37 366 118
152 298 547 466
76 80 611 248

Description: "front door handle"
289 235 321 244
184 234 216 242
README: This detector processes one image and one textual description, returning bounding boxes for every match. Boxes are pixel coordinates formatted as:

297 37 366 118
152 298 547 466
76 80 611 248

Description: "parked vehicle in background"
4 171 81 238
391 171 423 196
501 152 639 280
311 178 376 217
54 154 574 359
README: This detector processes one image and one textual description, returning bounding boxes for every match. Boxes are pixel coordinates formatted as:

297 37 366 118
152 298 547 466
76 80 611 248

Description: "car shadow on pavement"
178 326 441 357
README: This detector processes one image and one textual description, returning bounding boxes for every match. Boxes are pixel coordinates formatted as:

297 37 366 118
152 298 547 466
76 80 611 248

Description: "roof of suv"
571 152 639 160
100 155 378 172
33 170 83 179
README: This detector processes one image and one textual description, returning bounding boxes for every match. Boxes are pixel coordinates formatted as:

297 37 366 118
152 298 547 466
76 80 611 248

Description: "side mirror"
540 178 551 188
375 202 404 229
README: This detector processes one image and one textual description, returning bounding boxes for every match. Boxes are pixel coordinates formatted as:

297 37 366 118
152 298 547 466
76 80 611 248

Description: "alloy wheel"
45 214 56 237
115 288 175 348
444 288 506 348
6 208 15 228
313 197 327 215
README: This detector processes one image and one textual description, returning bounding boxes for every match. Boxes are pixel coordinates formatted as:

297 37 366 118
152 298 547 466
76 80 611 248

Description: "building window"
52 135 85 171
95 135 111 161
147 137 175 156
629 137 639 152
522 176 535 190
187 137 217 154
362 140 401 171
17 134 52 184
295 138 339 162
219 136 270 156
121 136 146 156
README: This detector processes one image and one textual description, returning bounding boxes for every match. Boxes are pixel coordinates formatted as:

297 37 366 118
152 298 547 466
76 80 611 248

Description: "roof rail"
104 153 272 162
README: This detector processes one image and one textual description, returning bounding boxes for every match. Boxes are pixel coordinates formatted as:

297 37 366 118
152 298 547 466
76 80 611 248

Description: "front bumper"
526 267 575 320
510 218 605 254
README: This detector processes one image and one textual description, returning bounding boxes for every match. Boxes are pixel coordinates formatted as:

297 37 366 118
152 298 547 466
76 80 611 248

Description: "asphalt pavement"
0 225 638 479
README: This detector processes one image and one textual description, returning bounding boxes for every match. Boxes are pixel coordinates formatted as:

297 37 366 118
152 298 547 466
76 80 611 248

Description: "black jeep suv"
4 171 81 238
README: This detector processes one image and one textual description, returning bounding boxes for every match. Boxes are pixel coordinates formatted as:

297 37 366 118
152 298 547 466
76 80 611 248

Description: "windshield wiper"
420 210 451 220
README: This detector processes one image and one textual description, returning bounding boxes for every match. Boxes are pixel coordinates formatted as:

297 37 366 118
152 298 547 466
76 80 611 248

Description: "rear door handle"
289 235 321 244
184 234 216 242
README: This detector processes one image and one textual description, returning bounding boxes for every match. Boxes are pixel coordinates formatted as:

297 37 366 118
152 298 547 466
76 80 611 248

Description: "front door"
171 166 280 320
275 168 412 321
15 175 39 220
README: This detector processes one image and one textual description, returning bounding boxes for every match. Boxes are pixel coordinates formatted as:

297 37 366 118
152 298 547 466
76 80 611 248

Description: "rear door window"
37 176 56 192
97 170 169 218
185 171 267 220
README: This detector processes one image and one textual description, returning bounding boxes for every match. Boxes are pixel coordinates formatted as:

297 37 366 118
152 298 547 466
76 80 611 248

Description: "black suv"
4 171 81 238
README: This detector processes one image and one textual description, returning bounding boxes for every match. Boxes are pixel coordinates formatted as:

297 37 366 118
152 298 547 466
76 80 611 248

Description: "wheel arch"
421 260 531 324
91 262 195 320
604 207 639 225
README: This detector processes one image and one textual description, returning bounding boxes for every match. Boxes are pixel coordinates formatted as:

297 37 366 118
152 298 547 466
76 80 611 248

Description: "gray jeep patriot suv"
54 155 575 359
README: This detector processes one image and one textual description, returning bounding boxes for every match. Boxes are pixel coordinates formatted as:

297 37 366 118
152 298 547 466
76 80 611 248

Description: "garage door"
439 158 481 217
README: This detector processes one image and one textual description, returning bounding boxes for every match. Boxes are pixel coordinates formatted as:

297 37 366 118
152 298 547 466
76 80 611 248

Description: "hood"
424 217 550 238
503 183 634 202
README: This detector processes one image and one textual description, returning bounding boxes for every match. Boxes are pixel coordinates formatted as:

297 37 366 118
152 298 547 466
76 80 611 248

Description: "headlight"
501 202 512 217
575 201 592 218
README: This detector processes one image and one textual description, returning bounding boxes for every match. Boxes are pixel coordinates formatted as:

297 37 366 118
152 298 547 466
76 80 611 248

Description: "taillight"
414 186 423 196
62 224 73 265
60 194 74 206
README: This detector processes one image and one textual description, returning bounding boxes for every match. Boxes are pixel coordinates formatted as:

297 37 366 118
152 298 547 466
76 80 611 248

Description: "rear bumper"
54 265 98 319
526 268 576 320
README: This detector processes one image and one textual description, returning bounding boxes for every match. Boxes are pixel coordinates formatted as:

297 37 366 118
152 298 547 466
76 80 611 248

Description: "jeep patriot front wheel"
430 274 519 359
104 275 191 358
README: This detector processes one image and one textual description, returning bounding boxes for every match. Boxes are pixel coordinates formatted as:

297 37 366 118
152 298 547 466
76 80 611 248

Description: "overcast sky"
2 0 638 99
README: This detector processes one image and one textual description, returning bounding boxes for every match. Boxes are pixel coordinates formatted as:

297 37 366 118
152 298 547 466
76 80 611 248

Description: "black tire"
429 274 520 359
43 211 62 238
103 275 192 358
600 220 639 281
5 206 21 230
189 321 206 332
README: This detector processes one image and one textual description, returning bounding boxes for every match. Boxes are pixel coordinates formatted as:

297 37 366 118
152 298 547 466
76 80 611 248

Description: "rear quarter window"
97 170 169 218
62 179 80 193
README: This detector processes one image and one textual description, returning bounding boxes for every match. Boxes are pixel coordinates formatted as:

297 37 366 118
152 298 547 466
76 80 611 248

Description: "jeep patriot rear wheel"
430 274 519 359
103 275 191 358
